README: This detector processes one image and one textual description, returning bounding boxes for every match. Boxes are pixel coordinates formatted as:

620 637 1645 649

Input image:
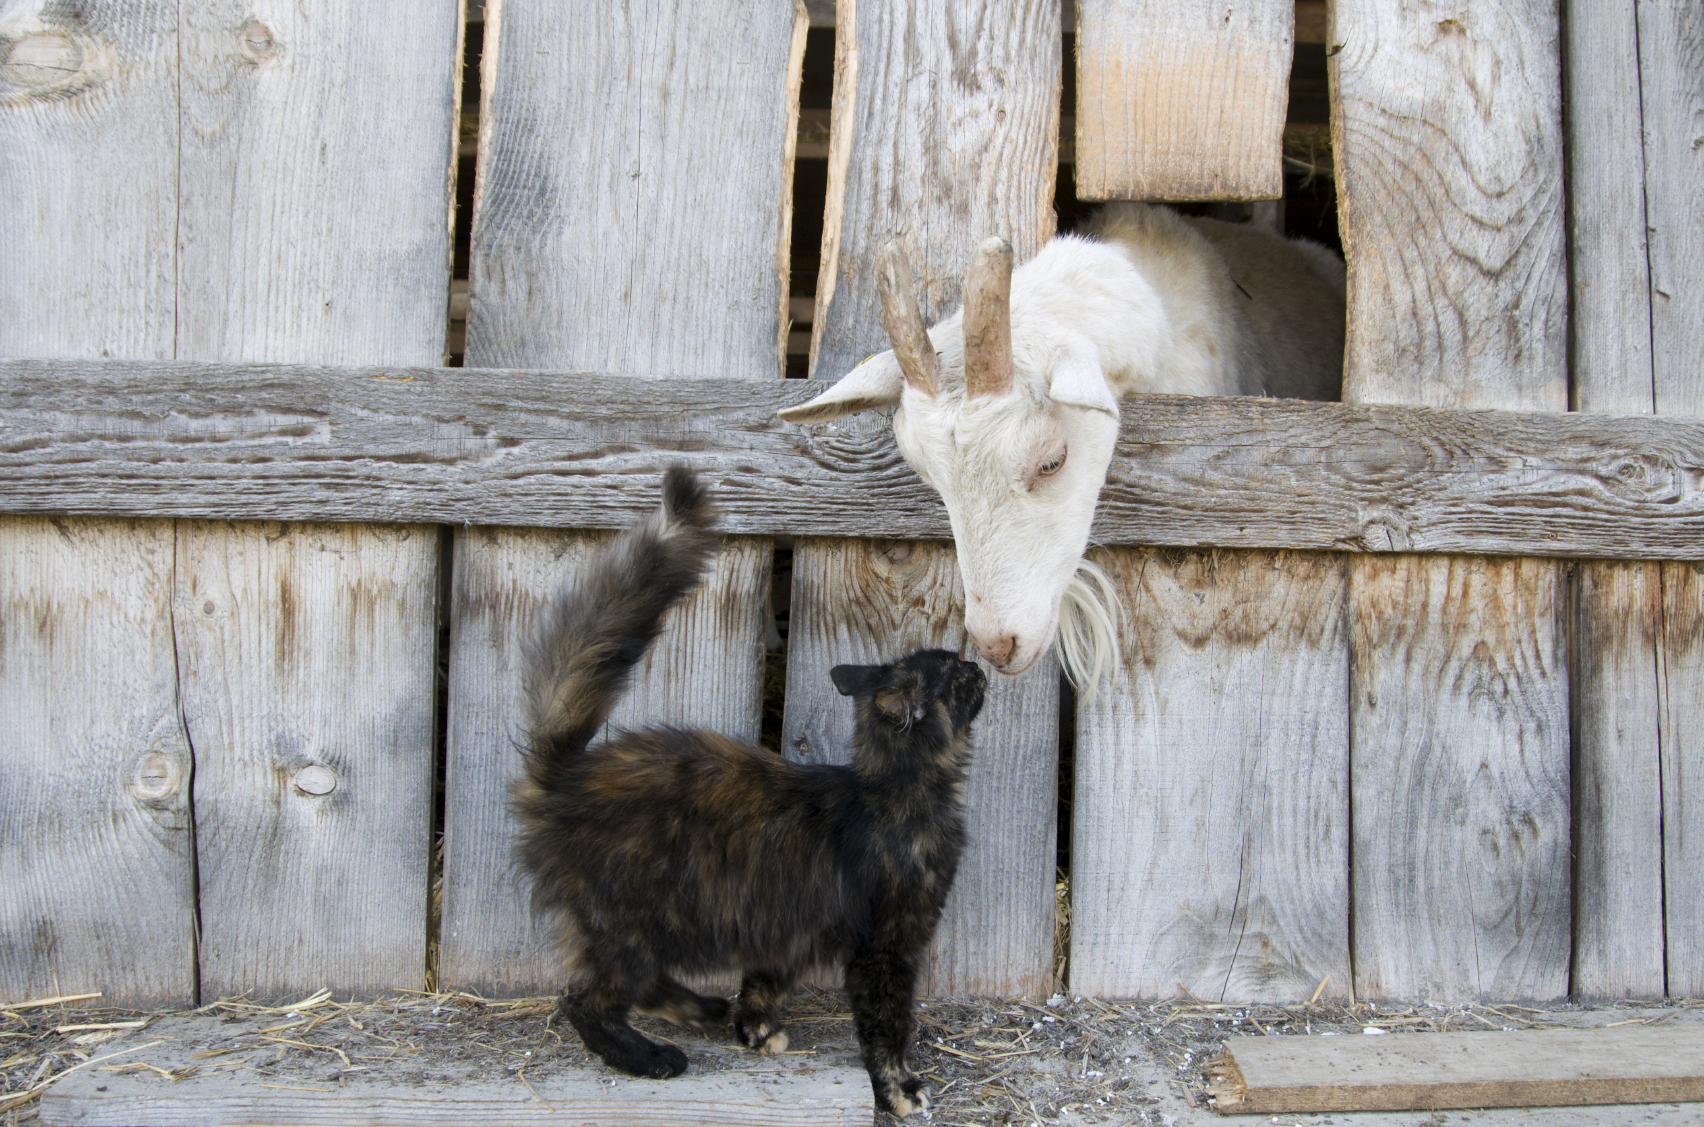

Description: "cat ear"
872 687 910 724
830 664 877 696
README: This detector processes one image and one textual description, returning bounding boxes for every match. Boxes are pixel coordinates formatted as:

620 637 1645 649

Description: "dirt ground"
3 986 1701 1125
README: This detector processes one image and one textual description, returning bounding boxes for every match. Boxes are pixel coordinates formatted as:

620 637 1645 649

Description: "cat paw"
734 1017 788 1054
604 1040 689 1080
873 1072 928 1117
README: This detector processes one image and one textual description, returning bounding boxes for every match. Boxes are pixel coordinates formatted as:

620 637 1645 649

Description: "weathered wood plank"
0 517 196 1007
442 0 799 994
170 0 462 999
0 0 190 1007
176 521 440 999
441 529 771 996
1074 0 1291 201
1639 0 1704 417
1662 560 1704 998
1070 549 1350 1001
3 360 1701 560
793 0 1061 997
1334 0 1574 1002
1207 1026 1704 1114
1564 0 1666 998
1330 0 1568 410
782 540 1058 998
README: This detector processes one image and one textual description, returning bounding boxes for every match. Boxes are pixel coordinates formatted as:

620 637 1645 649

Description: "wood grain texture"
1563 0 1653 415
466 0 798 377
1661 560 1704 997
808 0 1060 378
793 0 1062 997
1209 1026 1704 1114
1074 0 1291 201
3 360 1703 559
782 539 1058 999
1349 556 1570 1001
444 0 794 994
1570 561 1664 997
177 521 439 999
1330 0 1568 410
0 517 195 1007
440 529 770 997
1070 548 1350 1002
1639 0 1704 417
166 0 461 1000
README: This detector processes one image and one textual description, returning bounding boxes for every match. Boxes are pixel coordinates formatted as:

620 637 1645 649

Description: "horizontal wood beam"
1 359 1700 561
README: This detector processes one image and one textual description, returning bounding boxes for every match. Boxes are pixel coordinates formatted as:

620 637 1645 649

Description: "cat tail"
521 465 719 792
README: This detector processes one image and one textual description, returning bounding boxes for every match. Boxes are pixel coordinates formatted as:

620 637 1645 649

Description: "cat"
513 465 986 1116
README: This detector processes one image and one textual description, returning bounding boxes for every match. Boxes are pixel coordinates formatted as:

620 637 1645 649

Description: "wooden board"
1069 549 1349 1001
1330 0 1568 410
37 1018 871 1127
1333 0 1572 1002
0 517 196 1007
441 529 771 996
442 0 800 994
167 0 462 999
1207 1026 1704 1113
794 0 1061 997
1074 0 1291 201
1639 0 1704 417
0 0 193 1008
175 521 440 999
781 540 1058 998
1662 560 1704 998
3 361 1703 559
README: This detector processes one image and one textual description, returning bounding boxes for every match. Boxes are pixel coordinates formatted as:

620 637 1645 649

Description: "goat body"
780 202 1345 685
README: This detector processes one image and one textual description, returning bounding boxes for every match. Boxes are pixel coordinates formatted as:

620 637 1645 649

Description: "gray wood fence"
0 0 1699 1010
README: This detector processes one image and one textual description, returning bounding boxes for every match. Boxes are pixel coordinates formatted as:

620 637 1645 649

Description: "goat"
779 202 1345 691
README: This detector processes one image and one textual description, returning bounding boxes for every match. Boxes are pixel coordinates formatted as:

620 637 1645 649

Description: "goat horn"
876 240 939 397
962 237 1015 399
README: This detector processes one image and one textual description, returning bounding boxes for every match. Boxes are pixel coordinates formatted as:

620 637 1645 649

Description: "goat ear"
830 664 878 695
778 352 905 424
1048 338 1120 417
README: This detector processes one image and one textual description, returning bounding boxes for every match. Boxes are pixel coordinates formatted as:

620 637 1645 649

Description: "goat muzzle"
963 237 1015 399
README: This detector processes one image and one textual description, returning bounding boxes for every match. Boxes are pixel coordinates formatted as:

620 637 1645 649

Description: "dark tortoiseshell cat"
514 466 986 1116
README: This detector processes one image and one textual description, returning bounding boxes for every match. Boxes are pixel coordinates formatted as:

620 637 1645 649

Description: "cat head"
831 649 987 741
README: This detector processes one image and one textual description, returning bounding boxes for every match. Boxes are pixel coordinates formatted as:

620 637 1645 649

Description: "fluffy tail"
521 466 719 792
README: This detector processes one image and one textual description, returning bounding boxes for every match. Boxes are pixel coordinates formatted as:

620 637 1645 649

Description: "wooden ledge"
1 359 1700 561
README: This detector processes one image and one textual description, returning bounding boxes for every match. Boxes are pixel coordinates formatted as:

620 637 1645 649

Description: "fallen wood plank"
1 359 1701 561
1206 1026 1704 1114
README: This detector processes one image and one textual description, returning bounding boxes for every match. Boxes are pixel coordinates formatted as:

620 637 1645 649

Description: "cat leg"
556 952 689 1079
845 947 927 1116
731 968 797 1054
635 974 731 1033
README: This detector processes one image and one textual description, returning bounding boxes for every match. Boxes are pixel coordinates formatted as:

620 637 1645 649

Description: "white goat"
780 202 1345 690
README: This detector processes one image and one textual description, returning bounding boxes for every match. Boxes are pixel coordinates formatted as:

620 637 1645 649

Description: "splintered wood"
1207 1026 1704 1114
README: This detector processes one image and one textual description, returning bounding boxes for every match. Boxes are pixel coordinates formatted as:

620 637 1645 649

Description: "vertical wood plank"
1071 549 1350 1001
1333 0 1573 1001
176 522 439 998
1660 561 1704 998
782 540 1059 999
792 0 1062 998
171 0 462 997
0 1 191 1005
442 0 800 995
0 518 195 1006
1563 0 1664 999
1074 0 1292 202
1639 0 1704 417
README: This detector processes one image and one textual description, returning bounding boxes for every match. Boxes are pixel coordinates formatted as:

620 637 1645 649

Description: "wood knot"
238 19 277 63
0 31 108 99
292 764 337 796
1357 509 1412 553
130 752 180 802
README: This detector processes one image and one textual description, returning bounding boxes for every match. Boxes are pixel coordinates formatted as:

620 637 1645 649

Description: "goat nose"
976 634 1017 668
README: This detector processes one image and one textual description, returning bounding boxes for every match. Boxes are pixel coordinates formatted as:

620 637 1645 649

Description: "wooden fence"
1 0 1699 1011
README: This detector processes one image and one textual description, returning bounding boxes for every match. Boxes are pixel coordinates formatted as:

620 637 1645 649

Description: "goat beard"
1053 556 1123 703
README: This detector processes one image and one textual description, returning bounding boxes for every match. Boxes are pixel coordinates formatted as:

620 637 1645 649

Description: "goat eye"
1037 451 1067 477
